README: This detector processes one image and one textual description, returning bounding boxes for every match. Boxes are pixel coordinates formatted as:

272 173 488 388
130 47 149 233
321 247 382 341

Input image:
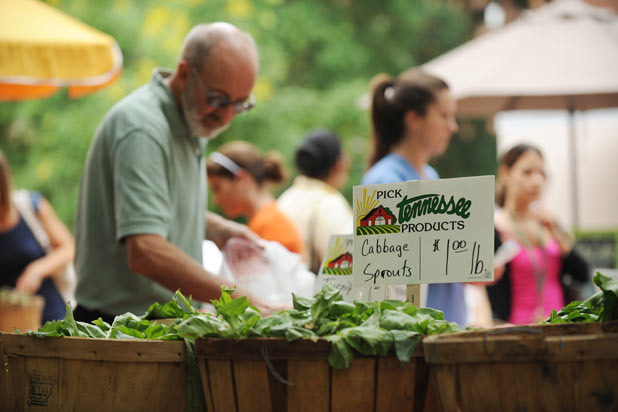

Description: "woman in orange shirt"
206 141 303 254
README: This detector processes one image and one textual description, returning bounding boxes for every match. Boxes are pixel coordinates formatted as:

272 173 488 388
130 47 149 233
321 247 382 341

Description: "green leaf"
175 289 199 315
327 334 355 370
391 330 421 365
418 307 445 320
341 326 392 357
184 338 207 412
292 293 314 311
285 326 316 341
329 301 356 317
176 314 232 339
595 272 618 295
311 283 343 322
106 313 142 339
118 325 146 339
251 312 291 337
144 290 198 320
62 302 81 337
28 320 67 337
143 323 168 340
92 318 111 333
379 300 406 311
379 310 418 331
75 321 107 338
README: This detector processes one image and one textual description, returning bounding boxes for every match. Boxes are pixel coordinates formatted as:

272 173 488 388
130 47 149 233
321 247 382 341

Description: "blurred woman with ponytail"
207 141 303 254
362 69 466 326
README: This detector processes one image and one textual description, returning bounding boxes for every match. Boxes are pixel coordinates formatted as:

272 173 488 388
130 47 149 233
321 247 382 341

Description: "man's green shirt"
75 69 207 315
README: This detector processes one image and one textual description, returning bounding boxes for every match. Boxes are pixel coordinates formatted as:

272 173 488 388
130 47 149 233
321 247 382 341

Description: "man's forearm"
125 234 238 303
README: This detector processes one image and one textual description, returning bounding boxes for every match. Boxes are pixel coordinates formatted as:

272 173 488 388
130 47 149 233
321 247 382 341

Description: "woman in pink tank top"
493 144 581 324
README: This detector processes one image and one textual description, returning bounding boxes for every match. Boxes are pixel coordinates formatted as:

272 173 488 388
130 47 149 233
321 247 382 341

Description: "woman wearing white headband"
206 141 303 254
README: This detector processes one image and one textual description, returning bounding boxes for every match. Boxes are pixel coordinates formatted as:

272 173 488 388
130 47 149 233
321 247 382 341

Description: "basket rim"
0 333 187 362
194 336 426 360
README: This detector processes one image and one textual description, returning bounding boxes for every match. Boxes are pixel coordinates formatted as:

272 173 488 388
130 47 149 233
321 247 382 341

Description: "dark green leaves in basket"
28 303 109 338
145 289 199 319
27 283 461 371
211 286 261 336
546 272 618 323
594 272 618 321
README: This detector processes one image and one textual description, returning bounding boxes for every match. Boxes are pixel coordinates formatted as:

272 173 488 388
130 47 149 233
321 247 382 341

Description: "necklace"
508 210 549 322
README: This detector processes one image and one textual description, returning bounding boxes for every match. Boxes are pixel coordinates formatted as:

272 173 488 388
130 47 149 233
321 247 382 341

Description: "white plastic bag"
221 238 315 306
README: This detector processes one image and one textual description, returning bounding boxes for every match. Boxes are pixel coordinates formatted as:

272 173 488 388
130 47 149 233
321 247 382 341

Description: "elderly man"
74 23 274 322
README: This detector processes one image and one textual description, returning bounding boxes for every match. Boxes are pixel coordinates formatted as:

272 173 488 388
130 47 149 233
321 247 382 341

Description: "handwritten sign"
352 176 494 286
314 234 386 302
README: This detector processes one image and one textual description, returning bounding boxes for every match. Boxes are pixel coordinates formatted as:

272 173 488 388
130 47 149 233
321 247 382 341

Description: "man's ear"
176 60 191 88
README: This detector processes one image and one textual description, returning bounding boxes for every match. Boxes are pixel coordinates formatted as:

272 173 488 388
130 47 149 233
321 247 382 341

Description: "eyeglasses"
190 66 255 114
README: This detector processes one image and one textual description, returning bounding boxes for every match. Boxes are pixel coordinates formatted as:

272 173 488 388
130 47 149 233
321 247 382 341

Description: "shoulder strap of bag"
12 190 77 307
12 189 52 252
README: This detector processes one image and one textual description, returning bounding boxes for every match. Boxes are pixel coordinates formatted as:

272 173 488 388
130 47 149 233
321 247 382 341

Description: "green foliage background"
0 0 497 227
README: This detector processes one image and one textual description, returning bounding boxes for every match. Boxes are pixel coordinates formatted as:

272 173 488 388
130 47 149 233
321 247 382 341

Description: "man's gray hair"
180 23 257 72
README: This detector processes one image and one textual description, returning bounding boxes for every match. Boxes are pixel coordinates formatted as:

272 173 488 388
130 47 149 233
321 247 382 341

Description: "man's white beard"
181 87 229 139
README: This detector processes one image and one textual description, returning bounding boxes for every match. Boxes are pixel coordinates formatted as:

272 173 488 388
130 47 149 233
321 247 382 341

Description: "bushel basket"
423 322 618 412
195 337 440 412
0 333 187 411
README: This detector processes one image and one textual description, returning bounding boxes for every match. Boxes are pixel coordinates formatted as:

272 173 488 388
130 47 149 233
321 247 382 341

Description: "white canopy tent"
423 0 618 228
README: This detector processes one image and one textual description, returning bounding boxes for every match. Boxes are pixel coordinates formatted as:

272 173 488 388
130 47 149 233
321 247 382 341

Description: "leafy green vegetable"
233 283 459 369
211 286 261 336
311 285 344 322
546 272 618 324
391 330 422 364
176 314 232 339
145 290 199 319
28 302 104 338
27 284 460 373
594 272 618 322
291 293 313 311
326 334 356 369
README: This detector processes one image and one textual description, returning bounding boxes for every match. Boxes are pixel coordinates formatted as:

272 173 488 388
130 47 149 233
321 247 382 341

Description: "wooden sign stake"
406 284 421 307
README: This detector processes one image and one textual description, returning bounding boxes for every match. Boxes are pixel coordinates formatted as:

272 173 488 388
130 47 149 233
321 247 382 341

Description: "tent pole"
568 104 579 230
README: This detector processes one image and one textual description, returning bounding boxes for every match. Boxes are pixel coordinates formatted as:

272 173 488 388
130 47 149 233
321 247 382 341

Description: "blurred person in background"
0 151 74 323
488 143 589 324
362 69 466 326
277 129 353 273
74 22 280 323
207 141 304 254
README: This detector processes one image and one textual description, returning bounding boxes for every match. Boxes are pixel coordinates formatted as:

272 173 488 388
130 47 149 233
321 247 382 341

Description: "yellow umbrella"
0 0 122 100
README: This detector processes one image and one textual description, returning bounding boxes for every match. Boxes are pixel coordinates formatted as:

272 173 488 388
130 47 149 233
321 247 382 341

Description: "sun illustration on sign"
356 189 400 235
322 237 353 275
355 188 379 226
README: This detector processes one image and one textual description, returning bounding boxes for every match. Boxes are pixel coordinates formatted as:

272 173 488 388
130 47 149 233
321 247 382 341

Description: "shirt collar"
293 175 337 193
150 68 193 142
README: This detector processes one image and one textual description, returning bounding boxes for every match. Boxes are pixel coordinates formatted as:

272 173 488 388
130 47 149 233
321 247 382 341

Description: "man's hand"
206 212 262 250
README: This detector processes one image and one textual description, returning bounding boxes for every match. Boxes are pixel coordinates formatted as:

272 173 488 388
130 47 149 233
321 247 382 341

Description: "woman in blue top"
0 151 74 323
362 69 466 326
